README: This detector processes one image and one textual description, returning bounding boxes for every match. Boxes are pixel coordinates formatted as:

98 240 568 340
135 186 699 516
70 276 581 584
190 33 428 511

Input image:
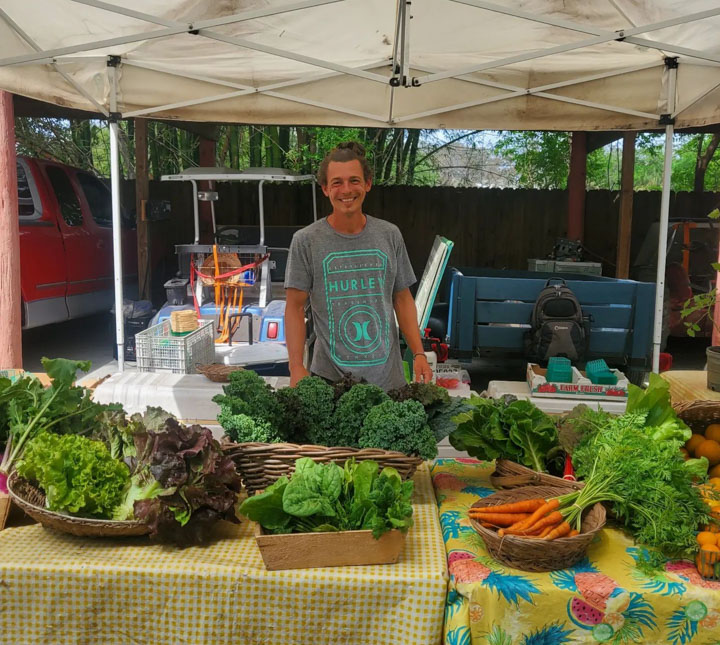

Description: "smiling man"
284 141 432 389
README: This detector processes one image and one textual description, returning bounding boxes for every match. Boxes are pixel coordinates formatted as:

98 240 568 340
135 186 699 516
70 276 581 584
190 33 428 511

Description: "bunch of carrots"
468 471 622 540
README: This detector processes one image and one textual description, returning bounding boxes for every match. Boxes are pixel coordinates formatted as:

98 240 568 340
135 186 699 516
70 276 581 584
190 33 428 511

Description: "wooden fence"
123 181 720 278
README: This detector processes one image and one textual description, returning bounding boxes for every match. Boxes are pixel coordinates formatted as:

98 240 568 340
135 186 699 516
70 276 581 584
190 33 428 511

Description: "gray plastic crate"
554 261 602 276
527 259 556 272
135 319 214 374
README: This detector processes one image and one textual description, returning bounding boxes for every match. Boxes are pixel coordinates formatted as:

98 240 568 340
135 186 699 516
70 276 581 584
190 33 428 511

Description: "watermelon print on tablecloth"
432 459 720 645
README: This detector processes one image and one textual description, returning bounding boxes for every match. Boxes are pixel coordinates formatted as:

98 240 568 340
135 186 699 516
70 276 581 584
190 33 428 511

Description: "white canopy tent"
2 0 720 372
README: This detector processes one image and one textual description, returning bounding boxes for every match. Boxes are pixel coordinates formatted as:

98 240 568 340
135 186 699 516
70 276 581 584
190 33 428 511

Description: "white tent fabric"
1 0 720 372
0 0 720 130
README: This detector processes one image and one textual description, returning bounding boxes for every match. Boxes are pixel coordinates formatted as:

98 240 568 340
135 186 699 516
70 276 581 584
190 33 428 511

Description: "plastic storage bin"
554 261 602 276
546 357 573 383
135 319 214 374
164 278 189 305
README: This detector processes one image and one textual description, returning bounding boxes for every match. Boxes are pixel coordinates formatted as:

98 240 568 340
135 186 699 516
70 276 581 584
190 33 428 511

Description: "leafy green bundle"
0 357 119 493
115 417 243 544
214 371 453 459
239 458 414 539
17 432 130 518
449 395 558 472
572 411 709 557
568 374 709 558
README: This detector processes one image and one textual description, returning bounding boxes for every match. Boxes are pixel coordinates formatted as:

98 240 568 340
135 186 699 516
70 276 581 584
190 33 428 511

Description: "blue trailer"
440 267 656 384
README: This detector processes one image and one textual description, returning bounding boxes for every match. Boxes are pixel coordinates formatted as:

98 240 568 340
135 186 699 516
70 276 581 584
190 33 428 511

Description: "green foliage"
494 131 570 189
329 384 389 448
213 369 284 430
0 357 107 479
217 411 284 444
359 399 438 460
389 381 450 407
291 377 336 445
449 396 557 471
239 458 414 539
17 432 129 519
572 410 709 558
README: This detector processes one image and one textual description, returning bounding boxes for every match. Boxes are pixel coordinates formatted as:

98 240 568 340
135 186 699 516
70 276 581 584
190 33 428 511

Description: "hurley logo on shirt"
322 249 390 367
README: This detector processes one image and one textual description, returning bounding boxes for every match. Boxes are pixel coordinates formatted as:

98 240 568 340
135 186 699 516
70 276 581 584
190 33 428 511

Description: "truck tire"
627 368 648 387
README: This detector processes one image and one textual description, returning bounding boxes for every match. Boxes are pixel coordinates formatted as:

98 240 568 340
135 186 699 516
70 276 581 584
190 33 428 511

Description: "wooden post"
616 132 636 279
567 131 587 242
134 118 150 300
0 91 21 370
198 137 216 241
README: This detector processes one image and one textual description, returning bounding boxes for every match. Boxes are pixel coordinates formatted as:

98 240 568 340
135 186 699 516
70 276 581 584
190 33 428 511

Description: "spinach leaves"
239 458 414 539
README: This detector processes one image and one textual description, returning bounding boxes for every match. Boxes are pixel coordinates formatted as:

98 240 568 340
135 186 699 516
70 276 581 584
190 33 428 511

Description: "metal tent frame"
2 1 720 371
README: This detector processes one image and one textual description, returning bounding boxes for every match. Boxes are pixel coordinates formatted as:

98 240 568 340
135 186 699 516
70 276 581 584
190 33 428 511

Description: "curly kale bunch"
359 399 437 460
291 376 336 445
388 382 450 407
218 411 284 444
326 384 390 448
331 372 368 401
214 370 286 443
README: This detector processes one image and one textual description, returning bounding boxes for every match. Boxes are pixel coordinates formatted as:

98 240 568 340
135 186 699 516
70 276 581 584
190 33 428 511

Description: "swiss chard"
449 396 557 471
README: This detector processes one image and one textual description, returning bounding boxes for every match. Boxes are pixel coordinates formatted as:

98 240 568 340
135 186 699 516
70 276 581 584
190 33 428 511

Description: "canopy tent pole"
652 58 678 373
108 57 125 372
0 90 21 369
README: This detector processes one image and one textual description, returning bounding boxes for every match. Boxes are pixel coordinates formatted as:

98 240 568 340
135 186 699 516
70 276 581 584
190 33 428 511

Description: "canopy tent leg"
0 90 21 369
653 59 678 373
108 59 125 372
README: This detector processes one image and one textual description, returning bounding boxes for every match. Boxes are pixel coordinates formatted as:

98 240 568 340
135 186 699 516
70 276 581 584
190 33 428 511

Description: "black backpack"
525 278 590 363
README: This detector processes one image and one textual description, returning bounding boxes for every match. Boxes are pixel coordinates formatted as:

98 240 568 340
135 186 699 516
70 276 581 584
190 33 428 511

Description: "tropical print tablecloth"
0 464 447 645
432 458 720 645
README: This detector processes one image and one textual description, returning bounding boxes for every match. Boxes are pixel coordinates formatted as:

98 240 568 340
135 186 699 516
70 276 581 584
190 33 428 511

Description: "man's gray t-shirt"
284 215 416 390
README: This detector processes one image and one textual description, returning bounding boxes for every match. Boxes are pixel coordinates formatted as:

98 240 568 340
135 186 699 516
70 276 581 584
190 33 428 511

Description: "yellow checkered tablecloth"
432 459 720 645
0 464 448 645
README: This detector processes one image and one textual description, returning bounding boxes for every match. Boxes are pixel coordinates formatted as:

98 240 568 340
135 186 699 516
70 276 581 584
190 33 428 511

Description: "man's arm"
393 288 433 384
285 288 311 387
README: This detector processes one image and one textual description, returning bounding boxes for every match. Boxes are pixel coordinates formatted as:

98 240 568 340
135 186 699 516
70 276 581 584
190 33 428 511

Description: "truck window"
17 162 38 218
46 167 82 227
77 172 112 227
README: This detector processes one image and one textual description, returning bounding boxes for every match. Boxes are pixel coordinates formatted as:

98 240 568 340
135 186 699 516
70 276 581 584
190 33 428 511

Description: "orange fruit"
701 543 720 564
710 464 720 478
687 433 706 455
696 439 720 466
680 447 690 459
698 531 718 546
710 477 720 490
696 552 716 578
707 424 720 442
704 522 720 533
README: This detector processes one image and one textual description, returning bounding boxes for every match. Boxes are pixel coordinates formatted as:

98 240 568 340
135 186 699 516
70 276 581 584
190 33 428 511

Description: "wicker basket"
7 472 150 538
674 400 720 434
470 485 606 572
226 442 424 494
490 459 583 491
196 363 244 383
200 253 247 286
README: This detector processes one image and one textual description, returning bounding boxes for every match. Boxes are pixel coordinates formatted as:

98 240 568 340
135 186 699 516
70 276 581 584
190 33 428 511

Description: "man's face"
322 160 372 218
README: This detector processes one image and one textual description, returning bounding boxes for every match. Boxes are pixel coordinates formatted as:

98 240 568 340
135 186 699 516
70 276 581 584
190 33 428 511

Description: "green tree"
493 131 570 188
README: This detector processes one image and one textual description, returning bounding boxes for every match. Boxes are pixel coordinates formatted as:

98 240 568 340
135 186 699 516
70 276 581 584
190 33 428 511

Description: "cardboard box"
526 363 629 399
254 524 407 570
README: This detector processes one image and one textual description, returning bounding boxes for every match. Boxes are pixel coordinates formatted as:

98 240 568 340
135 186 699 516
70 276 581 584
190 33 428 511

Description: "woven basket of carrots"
468 484 606 572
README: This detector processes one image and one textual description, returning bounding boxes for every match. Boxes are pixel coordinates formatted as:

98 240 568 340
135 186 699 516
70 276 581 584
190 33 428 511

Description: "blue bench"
445 267 655 378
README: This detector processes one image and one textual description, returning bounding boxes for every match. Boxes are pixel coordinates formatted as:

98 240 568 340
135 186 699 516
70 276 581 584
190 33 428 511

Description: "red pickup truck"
17 156 138 329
